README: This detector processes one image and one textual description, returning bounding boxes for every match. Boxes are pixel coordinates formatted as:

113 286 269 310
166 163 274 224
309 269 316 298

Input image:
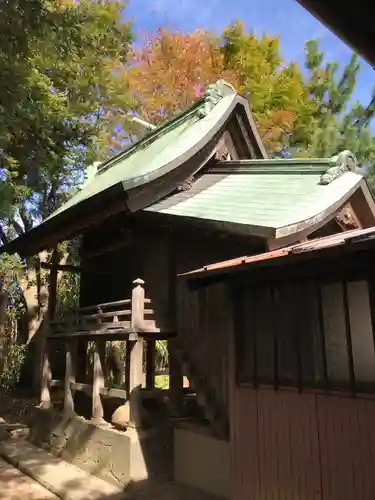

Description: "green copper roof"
146 151 370 238
47 80 241 221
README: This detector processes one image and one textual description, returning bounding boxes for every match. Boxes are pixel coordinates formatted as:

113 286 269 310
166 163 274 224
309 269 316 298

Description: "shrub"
0 343 27 394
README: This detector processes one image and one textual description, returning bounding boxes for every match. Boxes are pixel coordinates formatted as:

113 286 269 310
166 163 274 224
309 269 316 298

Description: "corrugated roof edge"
180 226 375 279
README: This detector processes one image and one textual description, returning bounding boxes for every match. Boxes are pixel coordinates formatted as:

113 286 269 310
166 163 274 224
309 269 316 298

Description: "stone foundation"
27 407 173 487
174 422 230 498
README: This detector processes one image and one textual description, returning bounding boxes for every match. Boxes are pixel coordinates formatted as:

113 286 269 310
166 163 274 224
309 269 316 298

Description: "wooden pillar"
91 340 106 424
76 341 88 383
128 340 144 393
39 337 53 409
125 339 144 427
131 278 145 331
128 278 146 426
168 340 184 416
48 249 59 319
167 231 184 416
146 340 156 390
64 339 77 417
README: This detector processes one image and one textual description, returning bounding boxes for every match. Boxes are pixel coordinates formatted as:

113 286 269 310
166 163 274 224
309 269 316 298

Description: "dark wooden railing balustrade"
39 278 175 425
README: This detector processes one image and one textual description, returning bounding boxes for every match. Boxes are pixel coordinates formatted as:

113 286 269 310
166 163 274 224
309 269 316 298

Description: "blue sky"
126 0 374 107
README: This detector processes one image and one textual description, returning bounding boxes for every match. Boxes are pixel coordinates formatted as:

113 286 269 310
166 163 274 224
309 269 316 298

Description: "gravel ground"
0 458 58 500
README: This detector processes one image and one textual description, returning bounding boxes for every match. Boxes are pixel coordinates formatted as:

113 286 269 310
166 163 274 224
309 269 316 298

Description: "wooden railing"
48 278 165 338
39 278 175 426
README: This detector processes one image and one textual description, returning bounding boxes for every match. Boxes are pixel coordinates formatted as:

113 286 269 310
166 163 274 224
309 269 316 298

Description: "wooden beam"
41 262 81 273
235 112 256 158
84 238 133 261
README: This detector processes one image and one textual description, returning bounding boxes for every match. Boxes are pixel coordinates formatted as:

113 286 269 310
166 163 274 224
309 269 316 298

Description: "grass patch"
155 374 169 389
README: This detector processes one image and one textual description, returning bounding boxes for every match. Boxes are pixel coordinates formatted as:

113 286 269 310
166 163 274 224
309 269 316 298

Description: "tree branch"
19 204 32 233
9 218 24 237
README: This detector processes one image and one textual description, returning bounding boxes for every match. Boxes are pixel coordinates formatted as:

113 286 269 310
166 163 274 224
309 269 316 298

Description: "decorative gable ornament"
320 150 357 185
198 80 237 118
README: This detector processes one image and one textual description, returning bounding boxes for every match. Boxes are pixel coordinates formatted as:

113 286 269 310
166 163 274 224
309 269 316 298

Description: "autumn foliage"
121 24 315 155
126 29 239 124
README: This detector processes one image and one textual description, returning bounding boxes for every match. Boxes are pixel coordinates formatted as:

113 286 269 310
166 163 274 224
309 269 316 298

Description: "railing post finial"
131 278 145 330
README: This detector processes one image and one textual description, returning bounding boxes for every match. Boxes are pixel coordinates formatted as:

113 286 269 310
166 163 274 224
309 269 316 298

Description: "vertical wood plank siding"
231 277 375 500
231 388 375 500
231 276 375 500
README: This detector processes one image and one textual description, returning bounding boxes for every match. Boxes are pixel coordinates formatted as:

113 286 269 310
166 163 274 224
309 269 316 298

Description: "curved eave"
147 170 371 242
47 93 240 223
121 96 244 192
179 173 368 240
1 95 259 257
275 177 374 239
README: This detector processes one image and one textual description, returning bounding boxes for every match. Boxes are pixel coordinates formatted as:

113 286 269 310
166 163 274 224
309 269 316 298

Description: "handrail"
49 278 161 337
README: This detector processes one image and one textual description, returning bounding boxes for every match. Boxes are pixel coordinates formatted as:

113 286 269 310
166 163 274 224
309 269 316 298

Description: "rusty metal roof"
182 226 375 278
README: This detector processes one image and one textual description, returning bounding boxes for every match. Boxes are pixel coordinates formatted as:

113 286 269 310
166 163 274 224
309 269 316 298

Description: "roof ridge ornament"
198 80 237 118
319 150 357 185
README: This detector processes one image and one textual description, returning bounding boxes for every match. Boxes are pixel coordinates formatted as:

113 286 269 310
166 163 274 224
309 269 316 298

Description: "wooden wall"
80 215 261 310
177 281 230 414
231 387 375 500
79 216 260 422
174 236 256 418
230 273 375 499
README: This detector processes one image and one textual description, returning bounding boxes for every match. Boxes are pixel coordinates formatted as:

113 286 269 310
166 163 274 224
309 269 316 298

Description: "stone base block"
27 408 173 487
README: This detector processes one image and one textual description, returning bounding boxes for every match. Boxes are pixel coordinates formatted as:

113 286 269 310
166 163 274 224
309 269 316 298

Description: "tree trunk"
0 291 8 375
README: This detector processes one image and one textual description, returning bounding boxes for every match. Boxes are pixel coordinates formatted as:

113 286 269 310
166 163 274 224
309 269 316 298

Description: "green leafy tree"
221 22 317 154
0 0 134 349
296 40 375 187
0 253 26 390
120 22 375 179
0 0 134 244
119 25 312 155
